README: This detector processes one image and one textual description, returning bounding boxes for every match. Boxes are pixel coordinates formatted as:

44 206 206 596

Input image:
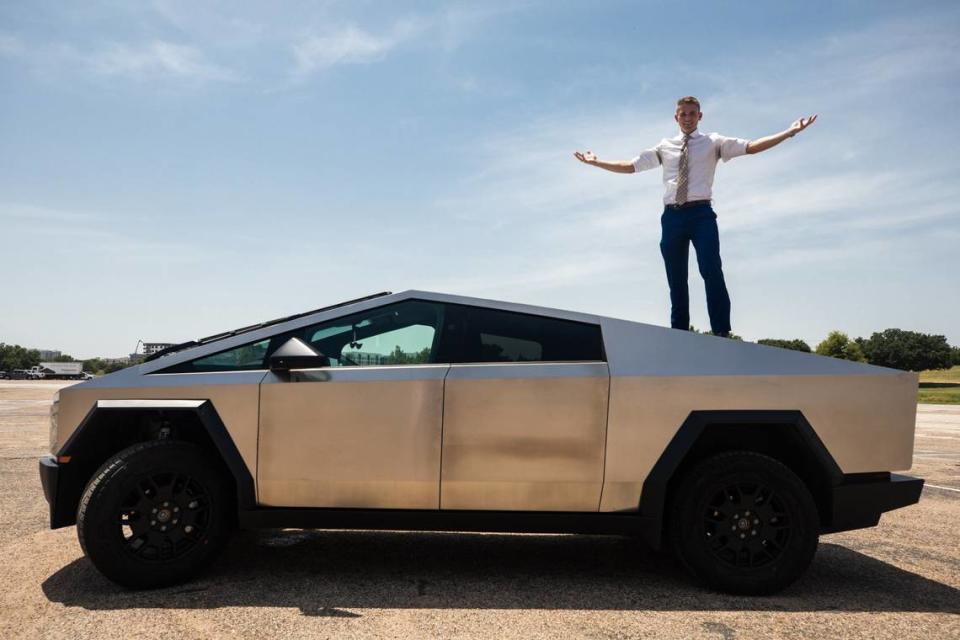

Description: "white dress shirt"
631 129 750 205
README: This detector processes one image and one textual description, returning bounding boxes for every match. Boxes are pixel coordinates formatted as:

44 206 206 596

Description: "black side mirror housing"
269 337 331 371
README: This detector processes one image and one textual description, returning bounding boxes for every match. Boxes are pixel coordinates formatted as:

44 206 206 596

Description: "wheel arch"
50 400 255 528
638 410 843 549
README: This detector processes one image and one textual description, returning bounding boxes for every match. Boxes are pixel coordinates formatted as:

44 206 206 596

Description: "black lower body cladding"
826 473 924 533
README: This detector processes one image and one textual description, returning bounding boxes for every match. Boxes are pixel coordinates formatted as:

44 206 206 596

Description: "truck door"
439 305 609 512
257 300 449 509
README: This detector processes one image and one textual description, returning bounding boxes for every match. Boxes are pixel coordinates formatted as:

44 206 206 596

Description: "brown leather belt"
665 199 711 209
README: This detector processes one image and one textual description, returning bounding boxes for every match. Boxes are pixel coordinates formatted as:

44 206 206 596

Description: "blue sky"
2 1 958 359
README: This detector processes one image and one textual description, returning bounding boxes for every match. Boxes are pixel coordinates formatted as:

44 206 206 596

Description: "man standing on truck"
574 97 815 336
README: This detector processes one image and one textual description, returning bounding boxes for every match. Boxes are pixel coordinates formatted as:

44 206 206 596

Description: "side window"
480 332 542 362
299 300 445 367
454 306 604 363
160 338 271 373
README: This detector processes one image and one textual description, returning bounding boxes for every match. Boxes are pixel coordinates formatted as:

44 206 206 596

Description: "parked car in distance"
39 290 923 594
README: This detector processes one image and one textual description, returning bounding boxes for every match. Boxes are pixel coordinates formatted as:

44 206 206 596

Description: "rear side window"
450 305 604 363
480 332 542 361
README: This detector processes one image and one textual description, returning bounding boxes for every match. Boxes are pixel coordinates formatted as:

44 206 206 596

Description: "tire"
77 440 233 589
669 451 819 595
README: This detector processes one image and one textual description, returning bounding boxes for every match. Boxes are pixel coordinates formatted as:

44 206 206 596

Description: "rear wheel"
670 451 819 595
77 440 233 588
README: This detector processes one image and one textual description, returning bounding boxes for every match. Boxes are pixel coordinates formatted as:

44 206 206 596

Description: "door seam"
438 365 451 509
597 363 612 512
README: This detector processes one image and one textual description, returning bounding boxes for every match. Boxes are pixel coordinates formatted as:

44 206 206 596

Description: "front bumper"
39 455 57 505
39 455 75 529
824 473 924 534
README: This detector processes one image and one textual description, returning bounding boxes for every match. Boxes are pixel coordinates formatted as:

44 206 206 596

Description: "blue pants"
659 203 731 335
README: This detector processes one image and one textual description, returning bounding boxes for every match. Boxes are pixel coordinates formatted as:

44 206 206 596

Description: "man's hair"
676 96 701 112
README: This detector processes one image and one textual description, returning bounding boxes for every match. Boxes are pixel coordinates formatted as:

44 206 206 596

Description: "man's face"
675 104 702 134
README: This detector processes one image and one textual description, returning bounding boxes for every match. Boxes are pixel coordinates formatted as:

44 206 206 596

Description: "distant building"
103 357 130 365
38 350 62 360
143 342 175 356
128 342 175 363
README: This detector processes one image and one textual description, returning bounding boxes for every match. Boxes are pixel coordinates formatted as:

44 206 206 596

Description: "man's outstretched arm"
746 115 817 154
573 150 636 174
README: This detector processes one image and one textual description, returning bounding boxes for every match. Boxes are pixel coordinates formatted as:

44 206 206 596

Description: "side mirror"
269 337 331 371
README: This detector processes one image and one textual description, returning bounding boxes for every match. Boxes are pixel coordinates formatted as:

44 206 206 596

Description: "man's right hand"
574 150 597 164
573 150 636 174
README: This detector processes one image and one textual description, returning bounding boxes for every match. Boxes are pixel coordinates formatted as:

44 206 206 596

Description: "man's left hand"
789 115 817 137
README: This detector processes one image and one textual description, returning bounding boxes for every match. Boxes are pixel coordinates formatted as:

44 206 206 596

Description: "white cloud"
289 5 518 78
732 237 892 274
0 33 240 85
0 202 100 222
438 108 670 223
3 4 516 86
88 40 239 82
292 19 426 76
149 0 266 47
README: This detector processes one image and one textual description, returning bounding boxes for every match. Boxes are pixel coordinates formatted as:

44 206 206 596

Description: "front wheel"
77 440 233 588
669 451 820 595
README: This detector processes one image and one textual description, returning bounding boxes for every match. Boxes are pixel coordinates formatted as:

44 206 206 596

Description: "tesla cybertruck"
40 290 922 593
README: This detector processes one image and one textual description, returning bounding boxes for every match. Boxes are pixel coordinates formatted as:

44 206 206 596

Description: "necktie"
675 134 691 205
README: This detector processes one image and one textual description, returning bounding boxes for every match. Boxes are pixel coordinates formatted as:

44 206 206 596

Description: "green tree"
757 338 812 353
688 326 743 341
384 345 432 365
83 358 107 375
815 331 867 362
386 345 408 364
857 329 952 371
103 361 129 374
0 343 42 370
52 354 76 362
952 346 960 367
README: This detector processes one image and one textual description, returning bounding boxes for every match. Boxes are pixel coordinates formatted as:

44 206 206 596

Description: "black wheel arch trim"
46 399 255 529
637 409 844 549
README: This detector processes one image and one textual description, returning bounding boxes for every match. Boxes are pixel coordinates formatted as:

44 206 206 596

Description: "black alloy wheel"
702 479 792 569
117 470 212 562
77 440 233 589
670 451 819 595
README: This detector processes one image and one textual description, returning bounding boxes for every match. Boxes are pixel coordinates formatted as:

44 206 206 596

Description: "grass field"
920 365 960 383
918 365 960 404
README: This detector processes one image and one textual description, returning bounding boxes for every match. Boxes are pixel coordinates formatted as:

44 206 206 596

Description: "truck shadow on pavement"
42 530 960 616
